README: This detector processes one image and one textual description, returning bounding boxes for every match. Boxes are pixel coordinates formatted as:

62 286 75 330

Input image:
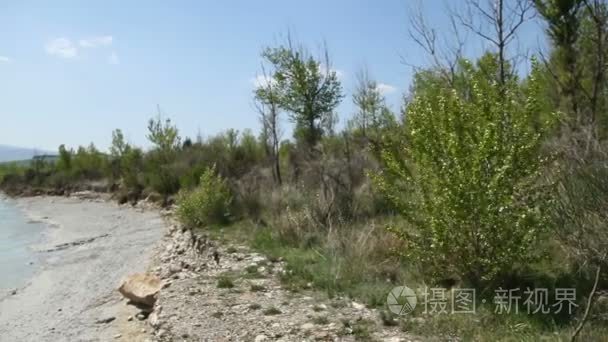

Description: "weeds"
216 275 235 289
262 306 282 316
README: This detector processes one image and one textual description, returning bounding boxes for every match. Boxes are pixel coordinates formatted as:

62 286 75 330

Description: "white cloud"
376 83 397 95
0 56 11 63
79 35 113 48
319 64 344 79
251 74 276 88
108 51 119 65
45 38 78 58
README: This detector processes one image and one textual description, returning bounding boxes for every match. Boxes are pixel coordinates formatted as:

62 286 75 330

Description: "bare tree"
581 0 608 126
254 64 283 186
452 0 535 85
407 1 466 85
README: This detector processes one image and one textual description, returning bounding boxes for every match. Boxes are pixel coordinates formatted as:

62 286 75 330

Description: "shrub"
216 275 235 288
262 306 282 315
373 58 555 287
176 166 232 228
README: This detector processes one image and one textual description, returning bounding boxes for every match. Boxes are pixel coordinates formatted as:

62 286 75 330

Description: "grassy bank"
197 218 607 341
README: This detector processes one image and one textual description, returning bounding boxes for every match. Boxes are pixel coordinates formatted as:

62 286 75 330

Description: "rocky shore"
0 194 417 341
137 221 416 341
0 194 165 341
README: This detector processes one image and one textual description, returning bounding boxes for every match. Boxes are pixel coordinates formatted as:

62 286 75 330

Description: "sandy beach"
0 196 165 342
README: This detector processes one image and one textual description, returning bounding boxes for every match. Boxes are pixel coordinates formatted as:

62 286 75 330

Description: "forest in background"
2 1 608 340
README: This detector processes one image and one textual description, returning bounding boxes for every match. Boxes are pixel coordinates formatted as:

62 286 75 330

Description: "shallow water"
0 197 45 289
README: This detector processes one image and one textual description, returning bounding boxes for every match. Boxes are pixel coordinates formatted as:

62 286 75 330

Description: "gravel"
0 195 165 342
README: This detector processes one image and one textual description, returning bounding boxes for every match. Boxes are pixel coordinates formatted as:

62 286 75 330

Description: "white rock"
118 273 162 307
254 335 267 342
148 311 161 328
252 256 266 263
352 302 365 310
168 264 182 274
301 323 315 331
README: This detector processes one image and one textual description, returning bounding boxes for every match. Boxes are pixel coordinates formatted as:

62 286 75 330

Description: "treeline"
2 0 608 339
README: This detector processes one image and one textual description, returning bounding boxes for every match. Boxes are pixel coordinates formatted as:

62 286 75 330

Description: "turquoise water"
0 197 45 290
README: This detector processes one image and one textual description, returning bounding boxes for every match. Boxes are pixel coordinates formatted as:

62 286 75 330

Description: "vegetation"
176 166 232 228
2 2 608 340
373 58 555 287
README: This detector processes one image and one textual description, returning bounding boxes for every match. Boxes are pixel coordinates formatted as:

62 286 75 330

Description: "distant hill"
0 145 55 163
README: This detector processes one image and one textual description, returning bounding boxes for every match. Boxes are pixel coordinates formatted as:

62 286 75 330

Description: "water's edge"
0 195 46 291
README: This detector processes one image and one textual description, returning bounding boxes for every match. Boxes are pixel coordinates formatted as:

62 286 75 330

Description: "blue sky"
0 1 543 152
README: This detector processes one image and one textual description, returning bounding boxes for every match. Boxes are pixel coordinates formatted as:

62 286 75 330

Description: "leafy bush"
176 166 232 228
373 58 555 287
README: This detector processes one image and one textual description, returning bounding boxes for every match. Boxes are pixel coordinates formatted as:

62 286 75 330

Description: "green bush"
373 57 555 287
176 166 232 228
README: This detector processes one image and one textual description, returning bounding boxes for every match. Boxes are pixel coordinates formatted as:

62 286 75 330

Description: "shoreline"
0 195 48 296
0 195 166 342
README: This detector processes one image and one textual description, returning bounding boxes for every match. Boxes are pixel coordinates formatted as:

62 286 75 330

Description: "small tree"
57 144 72 172
146 112 181 203
350 68 396 143
255 64 283 185
121 145 144 194
147 112 181 154
110 129 128 158
261 37 343 149
373 59 555 286
176 166 232 228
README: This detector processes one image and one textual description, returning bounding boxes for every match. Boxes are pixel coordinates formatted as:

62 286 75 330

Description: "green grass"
216 275 235 289
250 283 266 292
263 306 282 315
243 265 266 279
399 304 608 342
248 303 262 310
339 318 376 341
197 221 608 341
313 315 329 325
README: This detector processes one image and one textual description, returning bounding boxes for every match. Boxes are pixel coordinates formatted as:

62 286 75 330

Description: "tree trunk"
571 264 602 342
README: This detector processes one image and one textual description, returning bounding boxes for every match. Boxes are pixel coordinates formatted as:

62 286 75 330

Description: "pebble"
95 316 116 324
301 323 315 331
254 334 267 342
113 334 122 339
169 264 182 274
352 302 365 310
411 317 425 324
148 311 161 328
